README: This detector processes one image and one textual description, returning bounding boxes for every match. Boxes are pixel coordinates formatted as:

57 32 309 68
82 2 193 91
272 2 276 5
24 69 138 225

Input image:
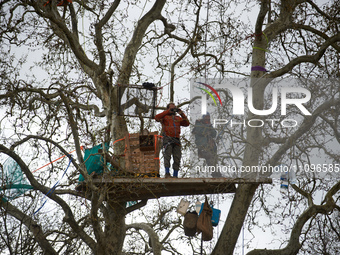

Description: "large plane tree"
0 1 339 254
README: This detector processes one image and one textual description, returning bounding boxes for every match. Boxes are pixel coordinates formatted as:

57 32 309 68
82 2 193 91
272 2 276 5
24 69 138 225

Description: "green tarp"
0 157 33 202
79 143 110 182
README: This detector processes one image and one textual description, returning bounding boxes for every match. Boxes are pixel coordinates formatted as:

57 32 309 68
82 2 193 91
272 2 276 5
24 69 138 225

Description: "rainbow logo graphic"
196 82 223 115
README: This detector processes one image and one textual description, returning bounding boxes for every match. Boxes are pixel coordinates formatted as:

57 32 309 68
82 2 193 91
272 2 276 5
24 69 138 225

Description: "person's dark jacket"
192 119 217 146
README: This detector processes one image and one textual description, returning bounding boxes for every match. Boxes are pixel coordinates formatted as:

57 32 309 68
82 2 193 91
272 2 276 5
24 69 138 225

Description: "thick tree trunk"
101 201 127 255
212 8 269 252
212 184 259 255
94 2 168 254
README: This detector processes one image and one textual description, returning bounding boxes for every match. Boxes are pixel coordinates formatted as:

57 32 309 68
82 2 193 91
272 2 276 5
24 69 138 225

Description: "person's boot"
165 167 171 178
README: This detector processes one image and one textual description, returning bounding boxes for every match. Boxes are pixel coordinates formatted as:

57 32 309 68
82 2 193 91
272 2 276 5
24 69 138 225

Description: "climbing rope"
34 156 73 215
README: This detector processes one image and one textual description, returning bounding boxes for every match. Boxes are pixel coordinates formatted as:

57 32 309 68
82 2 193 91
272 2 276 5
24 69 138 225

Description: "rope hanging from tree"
34 156 73 215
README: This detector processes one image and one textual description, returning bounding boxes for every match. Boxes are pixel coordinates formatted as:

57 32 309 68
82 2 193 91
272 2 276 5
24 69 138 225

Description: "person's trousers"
163 136 181 170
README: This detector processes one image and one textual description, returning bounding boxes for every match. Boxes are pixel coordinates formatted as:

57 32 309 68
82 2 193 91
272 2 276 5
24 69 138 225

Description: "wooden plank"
75 176 272 202
98 177 272 184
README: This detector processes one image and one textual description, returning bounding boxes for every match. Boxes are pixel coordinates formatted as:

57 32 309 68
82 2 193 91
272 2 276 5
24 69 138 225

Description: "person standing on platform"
155 103 190 178
192 113 221 178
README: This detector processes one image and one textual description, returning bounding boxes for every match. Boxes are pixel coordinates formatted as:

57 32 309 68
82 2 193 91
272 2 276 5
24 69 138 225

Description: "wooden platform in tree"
75 175 272 202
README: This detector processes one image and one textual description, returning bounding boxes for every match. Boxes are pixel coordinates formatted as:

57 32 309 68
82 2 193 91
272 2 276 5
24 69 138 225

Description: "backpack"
183 211 198 237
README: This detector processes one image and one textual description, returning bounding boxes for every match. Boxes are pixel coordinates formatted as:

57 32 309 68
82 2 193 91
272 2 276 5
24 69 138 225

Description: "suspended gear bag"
183 211 198 237
196 196 213 241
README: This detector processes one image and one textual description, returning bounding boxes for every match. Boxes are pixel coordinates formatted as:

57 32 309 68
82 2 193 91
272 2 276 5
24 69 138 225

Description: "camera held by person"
170 108 180 113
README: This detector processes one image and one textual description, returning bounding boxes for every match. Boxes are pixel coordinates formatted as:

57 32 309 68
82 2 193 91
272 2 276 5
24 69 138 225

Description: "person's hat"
202 112 210 118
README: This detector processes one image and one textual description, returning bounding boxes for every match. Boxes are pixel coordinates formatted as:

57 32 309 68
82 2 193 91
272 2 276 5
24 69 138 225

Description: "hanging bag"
196 196 213 241
183 211 198 237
